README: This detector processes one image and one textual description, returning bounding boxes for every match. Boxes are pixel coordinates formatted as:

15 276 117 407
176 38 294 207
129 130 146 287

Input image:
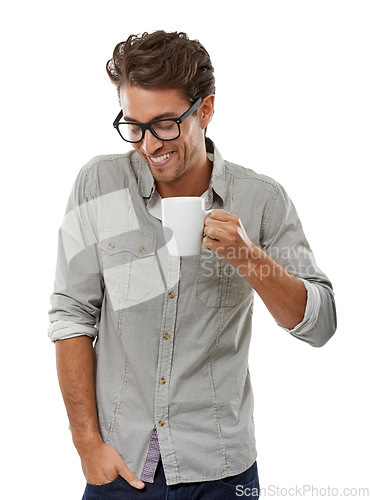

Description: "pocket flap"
99 230 156 258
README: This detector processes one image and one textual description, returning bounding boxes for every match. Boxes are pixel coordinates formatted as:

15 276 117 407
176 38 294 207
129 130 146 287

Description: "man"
48 31 336 499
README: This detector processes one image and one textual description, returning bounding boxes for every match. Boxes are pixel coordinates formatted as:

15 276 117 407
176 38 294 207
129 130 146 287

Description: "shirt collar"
132 137 227 204
205 137 227 203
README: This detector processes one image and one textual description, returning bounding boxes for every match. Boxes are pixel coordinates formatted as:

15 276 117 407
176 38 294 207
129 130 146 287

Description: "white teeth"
150 153 171 163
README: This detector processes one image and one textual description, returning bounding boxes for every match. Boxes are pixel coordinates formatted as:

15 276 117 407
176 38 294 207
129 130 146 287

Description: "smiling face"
119 86 214 197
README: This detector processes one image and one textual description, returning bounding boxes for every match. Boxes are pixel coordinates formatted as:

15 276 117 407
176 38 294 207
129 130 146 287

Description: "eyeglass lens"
118 120 180 143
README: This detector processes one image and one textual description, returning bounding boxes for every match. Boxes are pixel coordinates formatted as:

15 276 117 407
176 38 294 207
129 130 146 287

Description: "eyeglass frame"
113 97 203 143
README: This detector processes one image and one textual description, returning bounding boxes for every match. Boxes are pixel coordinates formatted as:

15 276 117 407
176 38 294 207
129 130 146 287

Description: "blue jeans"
82 459 259 499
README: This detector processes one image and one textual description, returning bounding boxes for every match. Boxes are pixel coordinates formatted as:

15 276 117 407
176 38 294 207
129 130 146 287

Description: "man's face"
119 86 208 186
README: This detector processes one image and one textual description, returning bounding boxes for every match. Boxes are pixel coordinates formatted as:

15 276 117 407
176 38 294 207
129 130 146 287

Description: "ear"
198 94 215 130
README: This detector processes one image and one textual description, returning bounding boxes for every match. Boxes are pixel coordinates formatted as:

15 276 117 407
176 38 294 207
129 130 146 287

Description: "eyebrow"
123 111 179 122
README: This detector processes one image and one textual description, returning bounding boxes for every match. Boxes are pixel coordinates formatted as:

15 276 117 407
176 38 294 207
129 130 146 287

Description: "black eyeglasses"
113 97 202 143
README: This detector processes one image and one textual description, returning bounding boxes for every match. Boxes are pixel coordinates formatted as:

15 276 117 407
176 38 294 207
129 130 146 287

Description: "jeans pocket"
218 461 259 497
83 475 124 499
86 475 123 489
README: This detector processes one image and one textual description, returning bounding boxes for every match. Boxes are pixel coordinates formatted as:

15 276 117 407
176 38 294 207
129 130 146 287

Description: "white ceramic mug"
161 197 212 256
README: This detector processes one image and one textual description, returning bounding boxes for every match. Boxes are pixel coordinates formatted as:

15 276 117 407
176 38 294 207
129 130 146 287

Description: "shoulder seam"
224 163 279 189
83 153 140 197
84 154 129 176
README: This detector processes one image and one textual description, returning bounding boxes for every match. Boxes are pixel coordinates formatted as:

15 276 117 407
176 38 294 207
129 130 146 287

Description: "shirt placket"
154 253 181 482
140 155 215 482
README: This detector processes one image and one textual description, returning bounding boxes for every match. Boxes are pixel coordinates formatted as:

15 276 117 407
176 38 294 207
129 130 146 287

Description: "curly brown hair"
106 30 215 105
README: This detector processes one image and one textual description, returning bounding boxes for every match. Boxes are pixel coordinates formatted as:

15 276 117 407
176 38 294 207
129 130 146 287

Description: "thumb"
118 460 145 490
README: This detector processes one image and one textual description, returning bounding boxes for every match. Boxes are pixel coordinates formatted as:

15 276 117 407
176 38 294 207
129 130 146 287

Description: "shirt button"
163 333 170 340
168 291 175 298
160 377 166 385
108 243 115 250
158 420 165 426
139 246 146 254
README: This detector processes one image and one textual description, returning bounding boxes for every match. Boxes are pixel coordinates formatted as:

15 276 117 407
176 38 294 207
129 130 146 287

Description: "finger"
208 209 237 222
203 235 223 250
118 462 145 489
204 221 238 242
202 236 226 257
202 236 213 248
203 225 225 241
204 216 223 226
204 217 229 234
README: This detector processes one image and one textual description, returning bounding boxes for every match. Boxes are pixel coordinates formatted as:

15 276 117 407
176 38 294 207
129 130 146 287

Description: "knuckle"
231 227 239 239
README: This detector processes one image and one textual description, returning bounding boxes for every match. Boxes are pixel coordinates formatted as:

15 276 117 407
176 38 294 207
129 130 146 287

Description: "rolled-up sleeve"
261 182 337 347
48 164 103 342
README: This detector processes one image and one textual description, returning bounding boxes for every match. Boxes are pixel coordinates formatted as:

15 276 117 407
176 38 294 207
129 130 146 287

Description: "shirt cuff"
278 279 321 335
48 320 98 342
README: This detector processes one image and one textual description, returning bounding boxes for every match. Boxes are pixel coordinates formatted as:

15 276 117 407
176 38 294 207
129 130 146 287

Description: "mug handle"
202 209 215 241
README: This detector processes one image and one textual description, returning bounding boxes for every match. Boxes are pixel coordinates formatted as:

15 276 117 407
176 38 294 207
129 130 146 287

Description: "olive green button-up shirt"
48 139 336 485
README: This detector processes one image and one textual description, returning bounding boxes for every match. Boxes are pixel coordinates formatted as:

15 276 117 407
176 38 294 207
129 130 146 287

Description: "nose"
141 129 164 155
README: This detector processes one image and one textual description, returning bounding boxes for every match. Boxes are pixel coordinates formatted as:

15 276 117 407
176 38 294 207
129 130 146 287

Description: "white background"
1 1 369 498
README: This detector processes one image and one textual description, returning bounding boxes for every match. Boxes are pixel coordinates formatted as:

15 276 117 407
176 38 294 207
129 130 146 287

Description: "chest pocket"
196 246 250 308
99 231 156 310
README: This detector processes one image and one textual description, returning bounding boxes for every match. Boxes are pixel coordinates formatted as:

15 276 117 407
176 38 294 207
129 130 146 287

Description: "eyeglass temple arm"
113 97 202 127
178 97 202 123
113 110 123 127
